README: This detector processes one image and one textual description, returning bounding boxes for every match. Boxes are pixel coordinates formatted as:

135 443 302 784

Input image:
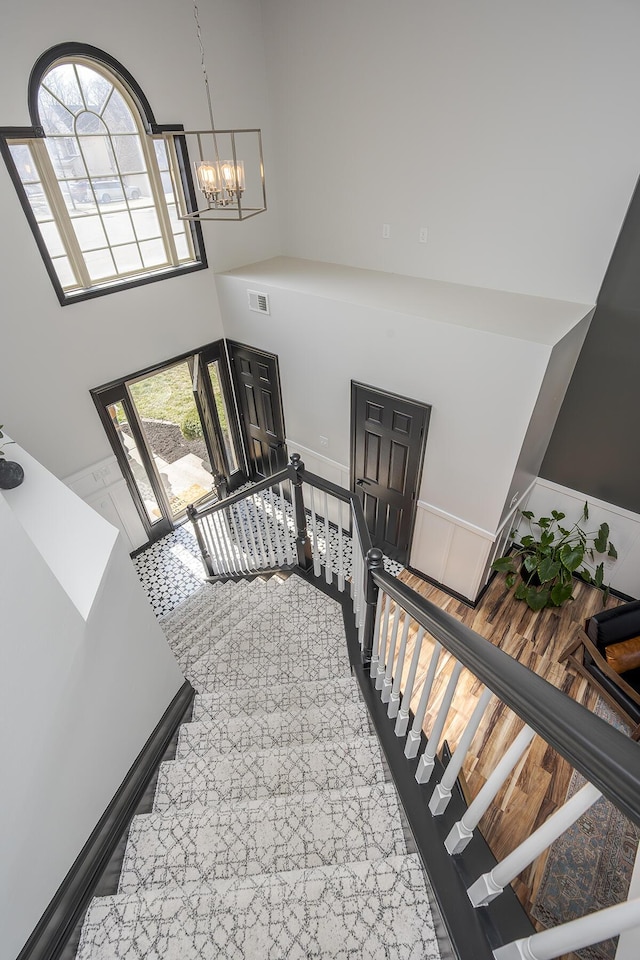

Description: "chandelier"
164 2 266 222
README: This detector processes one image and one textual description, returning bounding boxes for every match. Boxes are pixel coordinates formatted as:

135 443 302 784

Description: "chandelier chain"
193 0 216 132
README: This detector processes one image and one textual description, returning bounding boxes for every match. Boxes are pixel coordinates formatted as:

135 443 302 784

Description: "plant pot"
520 563 541 587
0 460 24 489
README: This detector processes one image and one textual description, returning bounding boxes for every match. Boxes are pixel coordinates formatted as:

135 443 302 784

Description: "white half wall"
521 478 640 600
64 455 148 553
0 444 184 958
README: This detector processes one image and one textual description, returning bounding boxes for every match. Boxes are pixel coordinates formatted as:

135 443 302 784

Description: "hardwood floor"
393 568 627 920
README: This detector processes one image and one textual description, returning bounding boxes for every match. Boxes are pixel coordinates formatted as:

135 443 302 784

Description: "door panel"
228 342 287 479
352 382 430 564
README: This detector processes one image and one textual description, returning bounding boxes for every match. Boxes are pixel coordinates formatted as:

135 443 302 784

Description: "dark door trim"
350 381 430 565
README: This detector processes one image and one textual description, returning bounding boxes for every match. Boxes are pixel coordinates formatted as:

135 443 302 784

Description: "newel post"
187 503 215 577
362 547 384 666
290 453 313 571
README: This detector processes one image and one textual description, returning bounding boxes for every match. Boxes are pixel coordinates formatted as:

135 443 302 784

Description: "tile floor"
133 496 403 618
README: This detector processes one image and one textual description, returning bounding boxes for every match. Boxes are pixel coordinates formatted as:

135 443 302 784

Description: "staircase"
75 573 442 959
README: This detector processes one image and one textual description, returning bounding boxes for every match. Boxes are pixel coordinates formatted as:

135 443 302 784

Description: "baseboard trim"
17 680 195 960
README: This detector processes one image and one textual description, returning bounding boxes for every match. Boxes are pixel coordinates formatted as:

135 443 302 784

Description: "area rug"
531 698 639 960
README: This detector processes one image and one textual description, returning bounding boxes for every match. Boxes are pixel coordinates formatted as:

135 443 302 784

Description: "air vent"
247 290 270 315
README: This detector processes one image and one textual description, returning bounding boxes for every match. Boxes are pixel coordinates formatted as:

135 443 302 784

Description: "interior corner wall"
0 0 279 485
0 485 183 959
261 0 640 303
541 174 640 515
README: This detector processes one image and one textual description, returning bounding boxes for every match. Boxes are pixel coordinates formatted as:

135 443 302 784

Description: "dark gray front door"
228 341 287 479
351 382 430 564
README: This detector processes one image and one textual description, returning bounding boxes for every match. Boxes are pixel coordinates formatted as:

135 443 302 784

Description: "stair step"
175 701 370 760
162 578 289 671
188 649 351 691
154 737 387 812
192 676 362 720
118 784 407 895
78 855 439 960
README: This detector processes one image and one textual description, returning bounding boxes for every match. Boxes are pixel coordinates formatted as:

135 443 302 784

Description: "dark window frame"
0 42 207 306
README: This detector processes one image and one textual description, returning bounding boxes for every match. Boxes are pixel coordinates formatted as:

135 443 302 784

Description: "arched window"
0 45 206 304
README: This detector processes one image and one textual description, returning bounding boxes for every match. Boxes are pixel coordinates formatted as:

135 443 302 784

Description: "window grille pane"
76 65 112 113
112 243 144 274
38 88 75 134
41 65 83 114
102 210 136 245
102 89 137 133
84 247 116 281
84 140 117 178
174 234 191 261
72 215 108 251
131 207 161 241
39 220 66 258
51 256 77 289
139 238 167 268
113 135 145 174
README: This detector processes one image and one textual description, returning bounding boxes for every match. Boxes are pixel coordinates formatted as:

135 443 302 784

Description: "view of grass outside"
128 362 229 438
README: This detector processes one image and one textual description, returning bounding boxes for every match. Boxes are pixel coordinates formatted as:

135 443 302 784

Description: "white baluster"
493 896 640 960
323 491 332 584
249 496 269 567
373 593 391 680
227 504 246 573
381 605 402 700
369 591 385 680
377 600 398 692
445 725 536 854
208 513 228 574
388 613 412 718
232 503 252 572
429 686 493 814
468 781 602 907
404 640 442 759
242 499 260 570
336 498 346 592
279 482 296 565
221 508 238 573
308 485 322 576
257 492 276 566
202 516 221 575
395 626 426 737
268 488 284 566
415 661 463 784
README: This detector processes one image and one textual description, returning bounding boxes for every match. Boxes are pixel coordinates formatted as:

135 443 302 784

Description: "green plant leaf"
593 523 609 553
521 510 534 520
505 573 516 588
537 557 560 583
538 517 551 528
492 557 516 573
608 543 618 559
551 510 566 521
550 581 574 606
594 562 604 588
526 586 550 611
514 581 528 601
603 585 610 605
520 535 535 548
583 501 589 521
558 526 570 536
579 568 593 582
523 555 538 573
560 545 584 571
540 530 555 548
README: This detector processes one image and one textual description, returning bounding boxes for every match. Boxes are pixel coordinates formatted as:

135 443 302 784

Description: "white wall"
0 0 279 483
262 0 640 303
216 257 592 597
522 478 640 601
0 445 184 958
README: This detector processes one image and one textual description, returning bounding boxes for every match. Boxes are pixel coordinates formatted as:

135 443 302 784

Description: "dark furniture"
560 600 640 740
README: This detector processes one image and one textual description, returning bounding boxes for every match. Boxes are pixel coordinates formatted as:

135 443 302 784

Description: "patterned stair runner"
76 574 441 959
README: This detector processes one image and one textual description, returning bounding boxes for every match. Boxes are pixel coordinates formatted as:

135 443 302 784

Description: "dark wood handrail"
372 568 640 828
187 467 291 519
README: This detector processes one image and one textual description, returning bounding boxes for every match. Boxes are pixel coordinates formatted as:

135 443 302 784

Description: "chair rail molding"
525 478 640 600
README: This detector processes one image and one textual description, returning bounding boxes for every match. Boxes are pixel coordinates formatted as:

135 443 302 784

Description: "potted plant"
0 425 24 489
491 502 617 611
